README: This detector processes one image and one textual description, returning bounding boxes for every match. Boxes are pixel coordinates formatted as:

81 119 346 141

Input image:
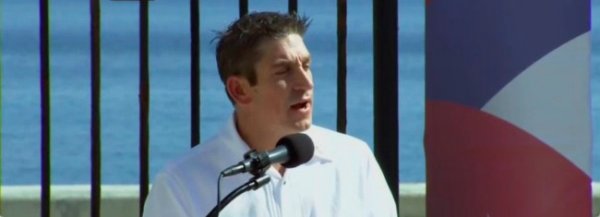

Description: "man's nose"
292 67 314 91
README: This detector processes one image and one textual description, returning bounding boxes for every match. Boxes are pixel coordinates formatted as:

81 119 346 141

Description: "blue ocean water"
1 0 599 185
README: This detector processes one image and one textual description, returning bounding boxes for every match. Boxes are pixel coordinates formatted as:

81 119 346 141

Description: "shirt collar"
221 114 333 164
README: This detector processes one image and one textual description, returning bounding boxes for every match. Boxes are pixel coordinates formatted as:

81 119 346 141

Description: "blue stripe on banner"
425 0 590 109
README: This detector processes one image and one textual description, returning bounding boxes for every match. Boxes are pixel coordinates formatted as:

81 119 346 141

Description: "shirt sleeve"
363 146 399 217
142 171 193 217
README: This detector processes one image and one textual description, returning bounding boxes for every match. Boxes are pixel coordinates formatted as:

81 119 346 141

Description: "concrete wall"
1 183 599 217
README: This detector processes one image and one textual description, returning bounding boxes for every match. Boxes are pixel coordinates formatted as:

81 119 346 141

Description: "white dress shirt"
142 116 398 217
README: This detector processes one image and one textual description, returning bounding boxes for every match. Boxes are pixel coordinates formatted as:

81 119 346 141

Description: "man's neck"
234 111 279 152
234 111 287 176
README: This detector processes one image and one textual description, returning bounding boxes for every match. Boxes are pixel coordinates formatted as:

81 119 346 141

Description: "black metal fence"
30 0 399 216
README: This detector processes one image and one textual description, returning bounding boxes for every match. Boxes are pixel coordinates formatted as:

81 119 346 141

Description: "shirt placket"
279 176 290 217
267 168 286 217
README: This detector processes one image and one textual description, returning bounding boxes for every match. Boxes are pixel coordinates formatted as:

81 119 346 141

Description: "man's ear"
226 76 252 105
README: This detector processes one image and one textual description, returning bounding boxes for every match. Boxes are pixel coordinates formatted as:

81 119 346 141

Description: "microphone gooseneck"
221 133 315 177
207 133 315 217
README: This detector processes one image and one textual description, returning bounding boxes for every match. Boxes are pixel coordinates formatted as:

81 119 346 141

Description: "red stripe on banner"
424 100 591 217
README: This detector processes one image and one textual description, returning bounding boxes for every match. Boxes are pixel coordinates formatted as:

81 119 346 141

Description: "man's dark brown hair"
214 11 312 94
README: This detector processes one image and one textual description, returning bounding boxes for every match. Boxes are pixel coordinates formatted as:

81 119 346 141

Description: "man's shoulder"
156 134 230 181
144 134 237 217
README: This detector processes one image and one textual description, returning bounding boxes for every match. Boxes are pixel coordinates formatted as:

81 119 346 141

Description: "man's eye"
275 70 288 75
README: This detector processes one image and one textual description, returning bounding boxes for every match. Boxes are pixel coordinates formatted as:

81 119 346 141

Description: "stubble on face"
250 34 314 136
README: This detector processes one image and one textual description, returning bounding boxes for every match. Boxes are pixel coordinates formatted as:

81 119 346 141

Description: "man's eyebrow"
271 59 291 67
298 54 312 63
271 54 312 67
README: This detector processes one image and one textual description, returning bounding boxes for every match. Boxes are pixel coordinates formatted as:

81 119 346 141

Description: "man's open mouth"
291 101 309 110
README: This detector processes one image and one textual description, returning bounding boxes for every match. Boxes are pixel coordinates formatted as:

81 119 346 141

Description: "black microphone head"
276 133 314 168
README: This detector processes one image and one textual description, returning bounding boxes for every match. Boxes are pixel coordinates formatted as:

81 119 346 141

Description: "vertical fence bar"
336 0 347 133
139 0 150 215
190 0 200 148
239 0 248 17
0 78 2 215
373 0 399 209
39 0 51 216
0 0 3 212
288 0 297 14
90 0 102 216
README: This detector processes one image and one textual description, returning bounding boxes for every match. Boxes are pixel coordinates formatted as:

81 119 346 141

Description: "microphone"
222 133 314 177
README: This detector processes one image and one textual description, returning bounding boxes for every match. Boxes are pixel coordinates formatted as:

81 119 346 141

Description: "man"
142 11 397 217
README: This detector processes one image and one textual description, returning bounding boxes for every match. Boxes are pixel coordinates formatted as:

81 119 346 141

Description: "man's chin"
291 118 312 132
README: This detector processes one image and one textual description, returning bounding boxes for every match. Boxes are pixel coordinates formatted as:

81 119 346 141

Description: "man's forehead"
261 34 310 60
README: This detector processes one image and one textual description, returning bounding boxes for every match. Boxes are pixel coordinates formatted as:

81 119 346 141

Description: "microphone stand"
205 172 271 217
